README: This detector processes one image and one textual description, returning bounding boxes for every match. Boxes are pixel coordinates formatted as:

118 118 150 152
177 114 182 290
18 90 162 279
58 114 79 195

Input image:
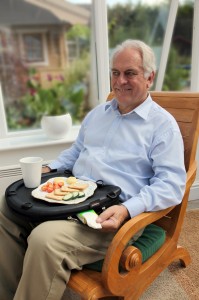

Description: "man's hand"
96 205 130 232
42 166 51 173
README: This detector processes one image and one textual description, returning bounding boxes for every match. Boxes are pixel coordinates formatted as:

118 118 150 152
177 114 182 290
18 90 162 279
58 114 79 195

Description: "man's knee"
28 222 52 252
27 221 66 256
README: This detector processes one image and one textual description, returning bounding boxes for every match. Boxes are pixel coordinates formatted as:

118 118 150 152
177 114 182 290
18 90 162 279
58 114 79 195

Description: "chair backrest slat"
151 92 199 172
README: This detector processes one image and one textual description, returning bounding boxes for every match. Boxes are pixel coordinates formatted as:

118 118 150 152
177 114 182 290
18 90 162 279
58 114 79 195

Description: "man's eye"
125 71 137 78
112 71 120 77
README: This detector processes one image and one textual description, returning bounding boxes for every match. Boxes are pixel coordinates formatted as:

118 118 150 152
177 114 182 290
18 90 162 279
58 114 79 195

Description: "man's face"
111 48 154 113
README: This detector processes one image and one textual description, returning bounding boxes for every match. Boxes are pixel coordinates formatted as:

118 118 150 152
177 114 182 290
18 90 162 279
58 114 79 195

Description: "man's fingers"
96 207 115 223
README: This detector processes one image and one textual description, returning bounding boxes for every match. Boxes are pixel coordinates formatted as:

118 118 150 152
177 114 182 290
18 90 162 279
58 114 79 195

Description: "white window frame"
67 40 80 61
93 0 110 102
155 0 179 91
18 28 49 67
0 83 7 139
190 0 199 91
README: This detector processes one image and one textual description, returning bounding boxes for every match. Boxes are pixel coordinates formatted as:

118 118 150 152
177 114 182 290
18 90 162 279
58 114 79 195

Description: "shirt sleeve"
48 105 102 172
48 123 85 172
122 128 187 218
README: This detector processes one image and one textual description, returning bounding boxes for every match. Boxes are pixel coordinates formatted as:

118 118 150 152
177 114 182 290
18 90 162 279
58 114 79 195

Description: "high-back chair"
67 91 199 300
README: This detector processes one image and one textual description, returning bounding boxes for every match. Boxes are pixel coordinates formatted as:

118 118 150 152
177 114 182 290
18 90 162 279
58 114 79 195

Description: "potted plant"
22 70 84 139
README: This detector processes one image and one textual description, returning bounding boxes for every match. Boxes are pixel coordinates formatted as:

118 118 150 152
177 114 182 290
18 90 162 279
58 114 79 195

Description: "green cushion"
84 224 166 272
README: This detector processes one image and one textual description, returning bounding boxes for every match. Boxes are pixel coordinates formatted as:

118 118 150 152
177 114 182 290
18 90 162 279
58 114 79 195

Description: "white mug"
19 157 43 188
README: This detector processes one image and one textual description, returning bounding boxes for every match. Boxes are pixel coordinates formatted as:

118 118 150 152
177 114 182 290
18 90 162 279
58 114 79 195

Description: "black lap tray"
5 170 121 222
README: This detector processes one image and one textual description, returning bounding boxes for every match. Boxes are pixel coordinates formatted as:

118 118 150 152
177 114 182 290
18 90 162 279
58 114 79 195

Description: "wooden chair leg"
176 245 191 267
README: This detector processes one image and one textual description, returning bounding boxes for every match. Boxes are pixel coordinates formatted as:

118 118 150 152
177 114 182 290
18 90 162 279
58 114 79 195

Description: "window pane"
0 0 94 132
163 0 193 91
107 0 194 92
23 34 44 63
107 0 170 89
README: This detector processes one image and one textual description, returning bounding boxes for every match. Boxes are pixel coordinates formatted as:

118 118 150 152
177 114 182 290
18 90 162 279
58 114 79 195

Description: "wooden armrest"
101 207 173 294
101 161 197 295
186 160 197 188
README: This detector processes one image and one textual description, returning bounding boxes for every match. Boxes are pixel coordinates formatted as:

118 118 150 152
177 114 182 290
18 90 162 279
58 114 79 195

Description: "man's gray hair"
110 39 156 78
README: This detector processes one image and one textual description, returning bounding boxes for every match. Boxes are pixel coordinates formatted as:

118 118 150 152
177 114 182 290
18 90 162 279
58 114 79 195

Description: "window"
67 40 80 61
1 0 198 140
163 0 194 91
17 30 48 66
107 0 170 90
22 33 44 63
106 0 194 92
0 0 103 137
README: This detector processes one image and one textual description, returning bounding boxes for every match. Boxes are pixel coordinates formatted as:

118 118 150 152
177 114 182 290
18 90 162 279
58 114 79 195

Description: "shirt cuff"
48 161 63 171
122 196 146 218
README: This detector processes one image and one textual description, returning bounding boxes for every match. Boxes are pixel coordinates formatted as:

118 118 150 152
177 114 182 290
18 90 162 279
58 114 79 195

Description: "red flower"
29 88 36 96
47 74 53 81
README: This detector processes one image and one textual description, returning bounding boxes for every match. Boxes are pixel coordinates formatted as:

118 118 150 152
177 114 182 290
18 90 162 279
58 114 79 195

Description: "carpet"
63 209 199 300
141 209 199 300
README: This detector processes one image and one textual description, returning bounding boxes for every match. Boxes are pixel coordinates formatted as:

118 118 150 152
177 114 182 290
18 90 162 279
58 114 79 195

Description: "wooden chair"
67 91 199 300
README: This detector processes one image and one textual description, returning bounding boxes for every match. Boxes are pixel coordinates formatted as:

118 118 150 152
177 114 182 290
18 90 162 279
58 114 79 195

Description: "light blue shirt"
49 94 186 218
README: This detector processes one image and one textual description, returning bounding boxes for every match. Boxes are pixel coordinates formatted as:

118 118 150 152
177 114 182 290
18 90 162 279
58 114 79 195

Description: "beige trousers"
0 196 116 300
0 196 143 300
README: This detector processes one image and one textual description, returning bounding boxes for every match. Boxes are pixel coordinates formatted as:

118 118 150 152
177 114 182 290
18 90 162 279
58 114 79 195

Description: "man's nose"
117 74 128 84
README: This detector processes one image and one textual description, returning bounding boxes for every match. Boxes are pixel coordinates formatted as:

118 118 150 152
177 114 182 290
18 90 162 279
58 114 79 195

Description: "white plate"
31 177 97 205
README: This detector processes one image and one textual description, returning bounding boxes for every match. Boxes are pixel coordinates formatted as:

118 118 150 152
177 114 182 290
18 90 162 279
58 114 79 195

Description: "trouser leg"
14 220 115 300
0 196 33 300
1 194 144 300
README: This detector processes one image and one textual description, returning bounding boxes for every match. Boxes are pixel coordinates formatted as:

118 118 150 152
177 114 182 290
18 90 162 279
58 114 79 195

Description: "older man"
0 40 186 300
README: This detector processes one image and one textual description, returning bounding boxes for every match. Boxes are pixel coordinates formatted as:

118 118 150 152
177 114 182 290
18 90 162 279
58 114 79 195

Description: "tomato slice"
41 185 48 192
53 183 59 189
41 179 65 193
47 187 54 193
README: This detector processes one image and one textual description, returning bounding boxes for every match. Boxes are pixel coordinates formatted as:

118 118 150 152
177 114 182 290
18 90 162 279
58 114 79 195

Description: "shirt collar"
105 94 153 120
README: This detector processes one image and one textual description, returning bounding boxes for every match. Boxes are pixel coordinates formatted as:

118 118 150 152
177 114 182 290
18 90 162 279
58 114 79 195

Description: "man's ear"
147 71 155 88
